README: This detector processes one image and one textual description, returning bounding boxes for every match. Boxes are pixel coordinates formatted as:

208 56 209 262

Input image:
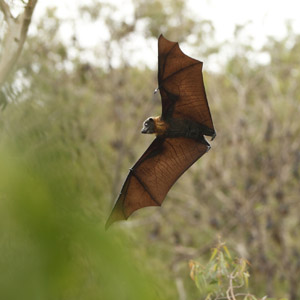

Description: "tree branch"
226 274 237 300
0 0 13 22
0 0 38 88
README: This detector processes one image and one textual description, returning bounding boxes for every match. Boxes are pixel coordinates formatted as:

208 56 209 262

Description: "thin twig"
175 277 186 300
225 273 237 300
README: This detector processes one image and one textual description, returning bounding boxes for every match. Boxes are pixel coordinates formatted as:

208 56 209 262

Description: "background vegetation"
1 1 300 299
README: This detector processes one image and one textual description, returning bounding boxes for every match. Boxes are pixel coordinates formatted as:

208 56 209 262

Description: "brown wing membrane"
105 137 208 229
158 34 215 133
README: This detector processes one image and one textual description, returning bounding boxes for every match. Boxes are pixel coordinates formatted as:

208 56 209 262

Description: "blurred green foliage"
1 1 300 299
0 102 165 300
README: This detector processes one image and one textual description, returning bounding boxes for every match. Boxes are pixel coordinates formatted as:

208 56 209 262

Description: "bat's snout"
141 125 148 134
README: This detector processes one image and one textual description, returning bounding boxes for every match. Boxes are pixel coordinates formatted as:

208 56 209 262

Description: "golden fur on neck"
153 116 168 136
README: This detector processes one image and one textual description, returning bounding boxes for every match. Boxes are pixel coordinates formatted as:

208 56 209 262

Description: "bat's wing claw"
206 145 211 152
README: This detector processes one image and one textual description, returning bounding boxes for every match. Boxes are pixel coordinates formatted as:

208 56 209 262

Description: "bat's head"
141 117 155 134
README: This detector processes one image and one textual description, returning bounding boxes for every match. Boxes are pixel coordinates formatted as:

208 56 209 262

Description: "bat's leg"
198 135 211 150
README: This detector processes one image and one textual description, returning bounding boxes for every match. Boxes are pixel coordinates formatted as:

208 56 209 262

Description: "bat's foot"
211 132 216 141
154 87 159 94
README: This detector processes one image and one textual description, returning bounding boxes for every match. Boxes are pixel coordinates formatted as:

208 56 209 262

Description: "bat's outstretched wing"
106 34 215 228
105 137 208 229
158 34 215 136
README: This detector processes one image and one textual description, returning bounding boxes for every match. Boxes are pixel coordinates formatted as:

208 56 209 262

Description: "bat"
106 34 216 229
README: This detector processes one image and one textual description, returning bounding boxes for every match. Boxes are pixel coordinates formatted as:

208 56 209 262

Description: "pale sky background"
30 0 300 71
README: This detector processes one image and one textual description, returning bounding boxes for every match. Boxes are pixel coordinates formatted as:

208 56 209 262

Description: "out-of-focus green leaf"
223 245 232 260
209 248 218 262
0 132 162 300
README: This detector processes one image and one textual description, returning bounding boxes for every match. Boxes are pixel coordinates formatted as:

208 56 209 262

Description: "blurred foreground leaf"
0 122 160 300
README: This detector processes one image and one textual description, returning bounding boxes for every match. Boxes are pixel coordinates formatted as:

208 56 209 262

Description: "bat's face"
141 117 155 134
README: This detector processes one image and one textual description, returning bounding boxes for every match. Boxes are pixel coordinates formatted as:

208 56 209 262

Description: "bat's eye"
145 121 149 126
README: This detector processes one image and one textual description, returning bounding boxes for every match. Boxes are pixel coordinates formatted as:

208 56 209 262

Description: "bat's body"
148 116 215 143
106 35 216 229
